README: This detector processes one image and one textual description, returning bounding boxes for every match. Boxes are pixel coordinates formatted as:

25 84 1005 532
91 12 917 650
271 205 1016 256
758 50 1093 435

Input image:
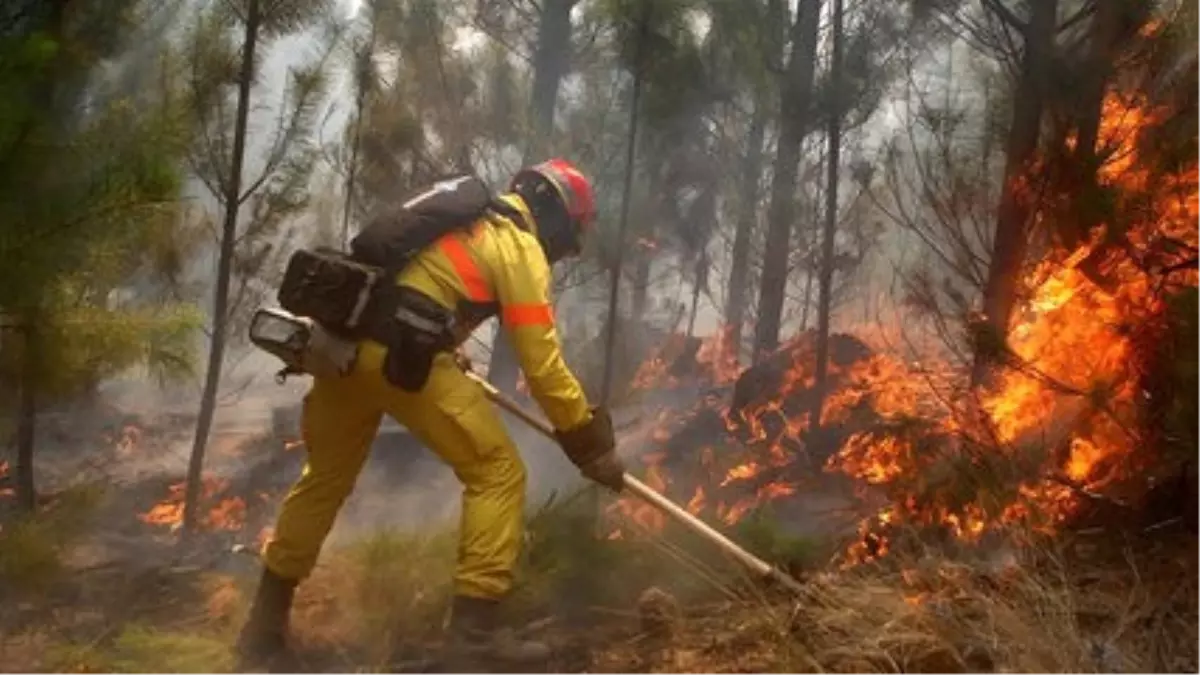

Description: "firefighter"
236 159 624 669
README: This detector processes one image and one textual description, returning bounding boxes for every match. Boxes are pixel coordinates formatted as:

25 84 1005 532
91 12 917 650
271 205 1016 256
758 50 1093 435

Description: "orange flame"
139 476 248 532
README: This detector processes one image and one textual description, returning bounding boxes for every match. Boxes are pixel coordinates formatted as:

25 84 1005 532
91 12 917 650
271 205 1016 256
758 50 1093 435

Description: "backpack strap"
485 197 535 233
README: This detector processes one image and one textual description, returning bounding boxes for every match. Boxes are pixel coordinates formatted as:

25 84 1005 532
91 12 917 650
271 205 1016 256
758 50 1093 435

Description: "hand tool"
463 369 805 595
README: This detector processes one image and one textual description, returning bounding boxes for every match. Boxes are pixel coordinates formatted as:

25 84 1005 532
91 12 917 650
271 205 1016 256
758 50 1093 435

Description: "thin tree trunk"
811 0 844 431
341 14 377 249
15 316 39 512
630 255 651 323
974 0 1057 384
686 254 705 339
599 7 649 405
799 261 814 330
183 0 261 536
11 1 68 513
526 0 574 159
752 0 821 362
1068 1 1146 282
723 110 765 363
488 0 575 395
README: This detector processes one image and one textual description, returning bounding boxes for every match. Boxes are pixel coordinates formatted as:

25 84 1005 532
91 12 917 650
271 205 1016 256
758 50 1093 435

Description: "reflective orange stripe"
502 303 553 326
438 234 492 302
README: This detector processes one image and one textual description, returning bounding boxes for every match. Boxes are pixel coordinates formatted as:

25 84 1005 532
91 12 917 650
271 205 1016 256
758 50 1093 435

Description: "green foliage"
0 2 203 416
30 302 203 397
0 485 102 591
514 488 631 616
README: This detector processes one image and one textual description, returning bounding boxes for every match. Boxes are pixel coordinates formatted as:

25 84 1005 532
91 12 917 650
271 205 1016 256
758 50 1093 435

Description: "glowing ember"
720 462 762 486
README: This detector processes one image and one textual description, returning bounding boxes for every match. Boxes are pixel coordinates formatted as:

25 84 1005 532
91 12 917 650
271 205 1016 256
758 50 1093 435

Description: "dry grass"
594 527 1198 673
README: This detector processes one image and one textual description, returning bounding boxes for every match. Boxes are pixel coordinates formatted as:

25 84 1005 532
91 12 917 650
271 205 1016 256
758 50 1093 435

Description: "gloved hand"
555 406 625 492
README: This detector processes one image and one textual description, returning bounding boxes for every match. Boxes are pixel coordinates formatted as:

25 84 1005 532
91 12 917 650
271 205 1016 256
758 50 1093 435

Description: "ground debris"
636 586 680 639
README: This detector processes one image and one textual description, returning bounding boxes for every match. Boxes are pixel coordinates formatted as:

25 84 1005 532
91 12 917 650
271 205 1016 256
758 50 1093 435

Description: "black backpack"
350 174 522 272
276 174 518 340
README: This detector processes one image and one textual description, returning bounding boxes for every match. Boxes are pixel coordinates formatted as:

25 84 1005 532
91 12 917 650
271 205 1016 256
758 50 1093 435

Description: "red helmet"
510 158 597 262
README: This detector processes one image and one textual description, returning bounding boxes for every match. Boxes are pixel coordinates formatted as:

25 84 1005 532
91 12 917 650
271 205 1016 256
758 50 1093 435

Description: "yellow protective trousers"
261 343 527 600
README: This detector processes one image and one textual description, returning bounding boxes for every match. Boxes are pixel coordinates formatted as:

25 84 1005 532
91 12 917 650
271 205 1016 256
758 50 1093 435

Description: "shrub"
0 485 103 592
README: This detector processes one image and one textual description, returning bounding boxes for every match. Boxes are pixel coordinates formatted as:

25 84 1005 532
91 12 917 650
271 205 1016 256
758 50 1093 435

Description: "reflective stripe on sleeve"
502 303 554 326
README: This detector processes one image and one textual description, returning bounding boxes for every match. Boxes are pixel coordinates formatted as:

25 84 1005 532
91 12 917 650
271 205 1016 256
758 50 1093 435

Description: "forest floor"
1 519 1196 673
0 388 1197 673
0 469 1195 672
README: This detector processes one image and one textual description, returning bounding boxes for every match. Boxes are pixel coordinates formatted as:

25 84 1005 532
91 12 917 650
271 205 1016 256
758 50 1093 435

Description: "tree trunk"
811 0 844 429
10 1 69 514
341 15 378 249
526 0 573 159
686 254 706 339
1065 0 1147 285
488 0 575 395
752 0 821 361
974 0 1057 383
723 110 765 363
183 0 261 536
599 8 648 404
630 255 651 323
15 316 39 512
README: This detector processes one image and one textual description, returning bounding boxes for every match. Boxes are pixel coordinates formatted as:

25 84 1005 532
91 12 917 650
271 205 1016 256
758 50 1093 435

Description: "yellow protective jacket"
392 193 591 432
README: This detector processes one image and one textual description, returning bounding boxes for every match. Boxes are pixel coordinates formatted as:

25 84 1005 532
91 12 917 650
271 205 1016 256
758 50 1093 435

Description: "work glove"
555 406 625 492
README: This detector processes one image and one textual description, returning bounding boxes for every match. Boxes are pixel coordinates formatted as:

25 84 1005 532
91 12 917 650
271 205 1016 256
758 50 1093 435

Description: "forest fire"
139 475 247 532
611 91 1197 558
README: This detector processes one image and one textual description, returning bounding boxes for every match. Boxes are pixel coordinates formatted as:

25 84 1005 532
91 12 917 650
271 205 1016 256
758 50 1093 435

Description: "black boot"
236 568 299 672
441 595 552 671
